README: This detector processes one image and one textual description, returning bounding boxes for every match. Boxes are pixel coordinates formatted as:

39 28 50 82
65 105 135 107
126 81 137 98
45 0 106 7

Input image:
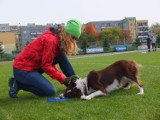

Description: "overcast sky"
0 0 159 26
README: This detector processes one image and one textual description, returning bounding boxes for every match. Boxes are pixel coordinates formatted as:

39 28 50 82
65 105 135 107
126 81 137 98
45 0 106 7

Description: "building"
20 23 47 49
90 20 123 31
89 17 148 42
0 24 20 53
122 17 137 40
0 23 61 53
19 23 64 49
136 20 148 42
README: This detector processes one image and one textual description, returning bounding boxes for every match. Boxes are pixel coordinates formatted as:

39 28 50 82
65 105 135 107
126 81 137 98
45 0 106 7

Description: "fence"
0 53 14 61
78 44 137 55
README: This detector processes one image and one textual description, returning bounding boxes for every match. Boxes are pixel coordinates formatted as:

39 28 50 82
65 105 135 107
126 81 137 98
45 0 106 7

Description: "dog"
60 60 144 100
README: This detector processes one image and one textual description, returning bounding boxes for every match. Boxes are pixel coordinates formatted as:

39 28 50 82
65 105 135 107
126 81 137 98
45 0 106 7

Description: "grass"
0 51 160 120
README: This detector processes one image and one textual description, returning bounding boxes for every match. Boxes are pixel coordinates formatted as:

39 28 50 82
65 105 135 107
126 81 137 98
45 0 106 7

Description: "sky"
0 0 160 26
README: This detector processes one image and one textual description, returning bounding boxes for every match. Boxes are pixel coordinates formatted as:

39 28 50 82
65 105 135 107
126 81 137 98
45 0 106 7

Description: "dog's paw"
123 86 131 90
137 92 144 95
59 94 64 98
80 95 87 99
137 88 144 95
80 95 91 100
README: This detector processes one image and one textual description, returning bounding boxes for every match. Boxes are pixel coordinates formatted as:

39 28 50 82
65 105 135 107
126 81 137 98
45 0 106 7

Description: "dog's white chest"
106 79 119 92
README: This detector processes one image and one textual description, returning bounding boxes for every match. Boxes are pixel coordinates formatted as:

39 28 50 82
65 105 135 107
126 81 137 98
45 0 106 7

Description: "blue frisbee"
48 97 71 102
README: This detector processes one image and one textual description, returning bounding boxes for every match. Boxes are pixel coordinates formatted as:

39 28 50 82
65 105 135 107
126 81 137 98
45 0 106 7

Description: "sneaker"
8 77 19 98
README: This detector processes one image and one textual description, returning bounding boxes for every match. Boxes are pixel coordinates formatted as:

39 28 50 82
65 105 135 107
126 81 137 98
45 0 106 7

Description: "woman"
9 19 82 98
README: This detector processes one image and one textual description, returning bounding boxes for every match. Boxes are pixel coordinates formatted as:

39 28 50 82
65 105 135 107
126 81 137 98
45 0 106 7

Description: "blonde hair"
58 26 78 55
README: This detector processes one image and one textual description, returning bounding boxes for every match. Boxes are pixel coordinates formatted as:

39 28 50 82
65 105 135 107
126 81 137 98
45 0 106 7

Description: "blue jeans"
13 52 75 97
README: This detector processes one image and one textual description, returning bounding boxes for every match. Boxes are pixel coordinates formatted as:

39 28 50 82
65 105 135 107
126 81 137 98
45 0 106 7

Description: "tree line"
78 22 160 49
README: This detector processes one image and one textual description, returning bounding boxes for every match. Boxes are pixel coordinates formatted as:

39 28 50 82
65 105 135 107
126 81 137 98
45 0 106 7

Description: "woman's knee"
43 87 57 97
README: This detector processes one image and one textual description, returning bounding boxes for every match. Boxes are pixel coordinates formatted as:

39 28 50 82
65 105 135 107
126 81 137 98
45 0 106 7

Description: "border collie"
60 60 144 100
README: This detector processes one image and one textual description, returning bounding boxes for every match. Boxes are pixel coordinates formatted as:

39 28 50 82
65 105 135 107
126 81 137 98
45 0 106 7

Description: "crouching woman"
9 19 82 98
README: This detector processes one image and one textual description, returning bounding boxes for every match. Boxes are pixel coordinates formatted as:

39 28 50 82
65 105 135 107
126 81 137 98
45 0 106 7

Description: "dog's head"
60 78 87 98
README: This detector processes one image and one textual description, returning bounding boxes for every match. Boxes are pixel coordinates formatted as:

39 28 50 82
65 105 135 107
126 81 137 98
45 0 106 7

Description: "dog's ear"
87 70 100 87
70 75 79 83
88 70 99 80
68 78 76 88
71 78 76 84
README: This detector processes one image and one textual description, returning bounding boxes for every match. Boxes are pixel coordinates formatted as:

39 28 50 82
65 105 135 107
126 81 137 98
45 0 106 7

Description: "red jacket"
13 28 66 83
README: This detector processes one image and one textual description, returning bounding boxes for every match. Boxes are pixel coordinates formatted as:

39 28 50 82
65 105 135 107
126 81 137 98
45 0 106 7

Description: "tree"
84 23 99 43
156 35 160 43
101 28 113 40
102 38 110 49
134 38 142 47
112 26 121 41
99 31 110 48
0 43 5 54
84 23 98 37
100 26 121 45
0 43 5 60
25 41 30 46
151 22 160 35
79 32 88 49
121 30 132 44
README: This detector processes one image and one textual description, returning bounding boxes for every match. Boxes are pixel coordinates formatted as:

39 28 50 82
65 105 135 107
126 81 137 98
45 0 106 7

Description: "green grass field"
0 51 160 120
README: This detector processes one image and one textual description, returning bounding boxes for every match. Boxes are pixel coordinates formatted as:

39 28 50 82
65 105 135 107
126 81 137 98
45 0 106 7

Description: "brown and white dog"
60 60 144 100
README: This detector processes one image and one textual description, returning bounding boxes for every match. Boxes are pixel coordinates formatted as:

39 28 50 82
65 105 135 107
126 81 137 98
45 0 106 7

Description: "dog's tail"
132 60 142 69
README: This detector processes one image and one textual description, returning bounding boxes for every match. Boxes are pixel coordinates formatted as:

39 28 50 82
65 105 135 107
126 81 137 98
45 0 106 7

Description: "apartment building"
20 23 48 49
19 23 64 49
90 20 123 31
136 20 148 42
89 17 148 42
0 24 20 53
0 23 64 52
122 17 137 40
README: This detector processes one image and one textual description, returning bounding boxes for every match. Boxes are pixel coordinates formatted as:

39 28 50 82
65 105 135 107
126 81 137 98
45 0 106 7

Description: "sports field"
0 51 160 120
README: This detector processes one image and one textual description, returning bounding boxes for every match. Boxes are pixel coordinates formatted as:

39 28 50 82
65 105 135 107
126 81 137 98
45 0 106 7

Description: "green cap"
64 19 82 39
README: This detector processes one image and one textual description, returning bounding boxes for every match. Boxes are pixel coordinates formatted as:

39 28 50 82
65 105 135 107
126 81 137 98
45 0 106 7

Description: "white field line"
144 65 160 68
71 62 160 68
74 63 160 78
69 51 138 59
72 63 109 66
